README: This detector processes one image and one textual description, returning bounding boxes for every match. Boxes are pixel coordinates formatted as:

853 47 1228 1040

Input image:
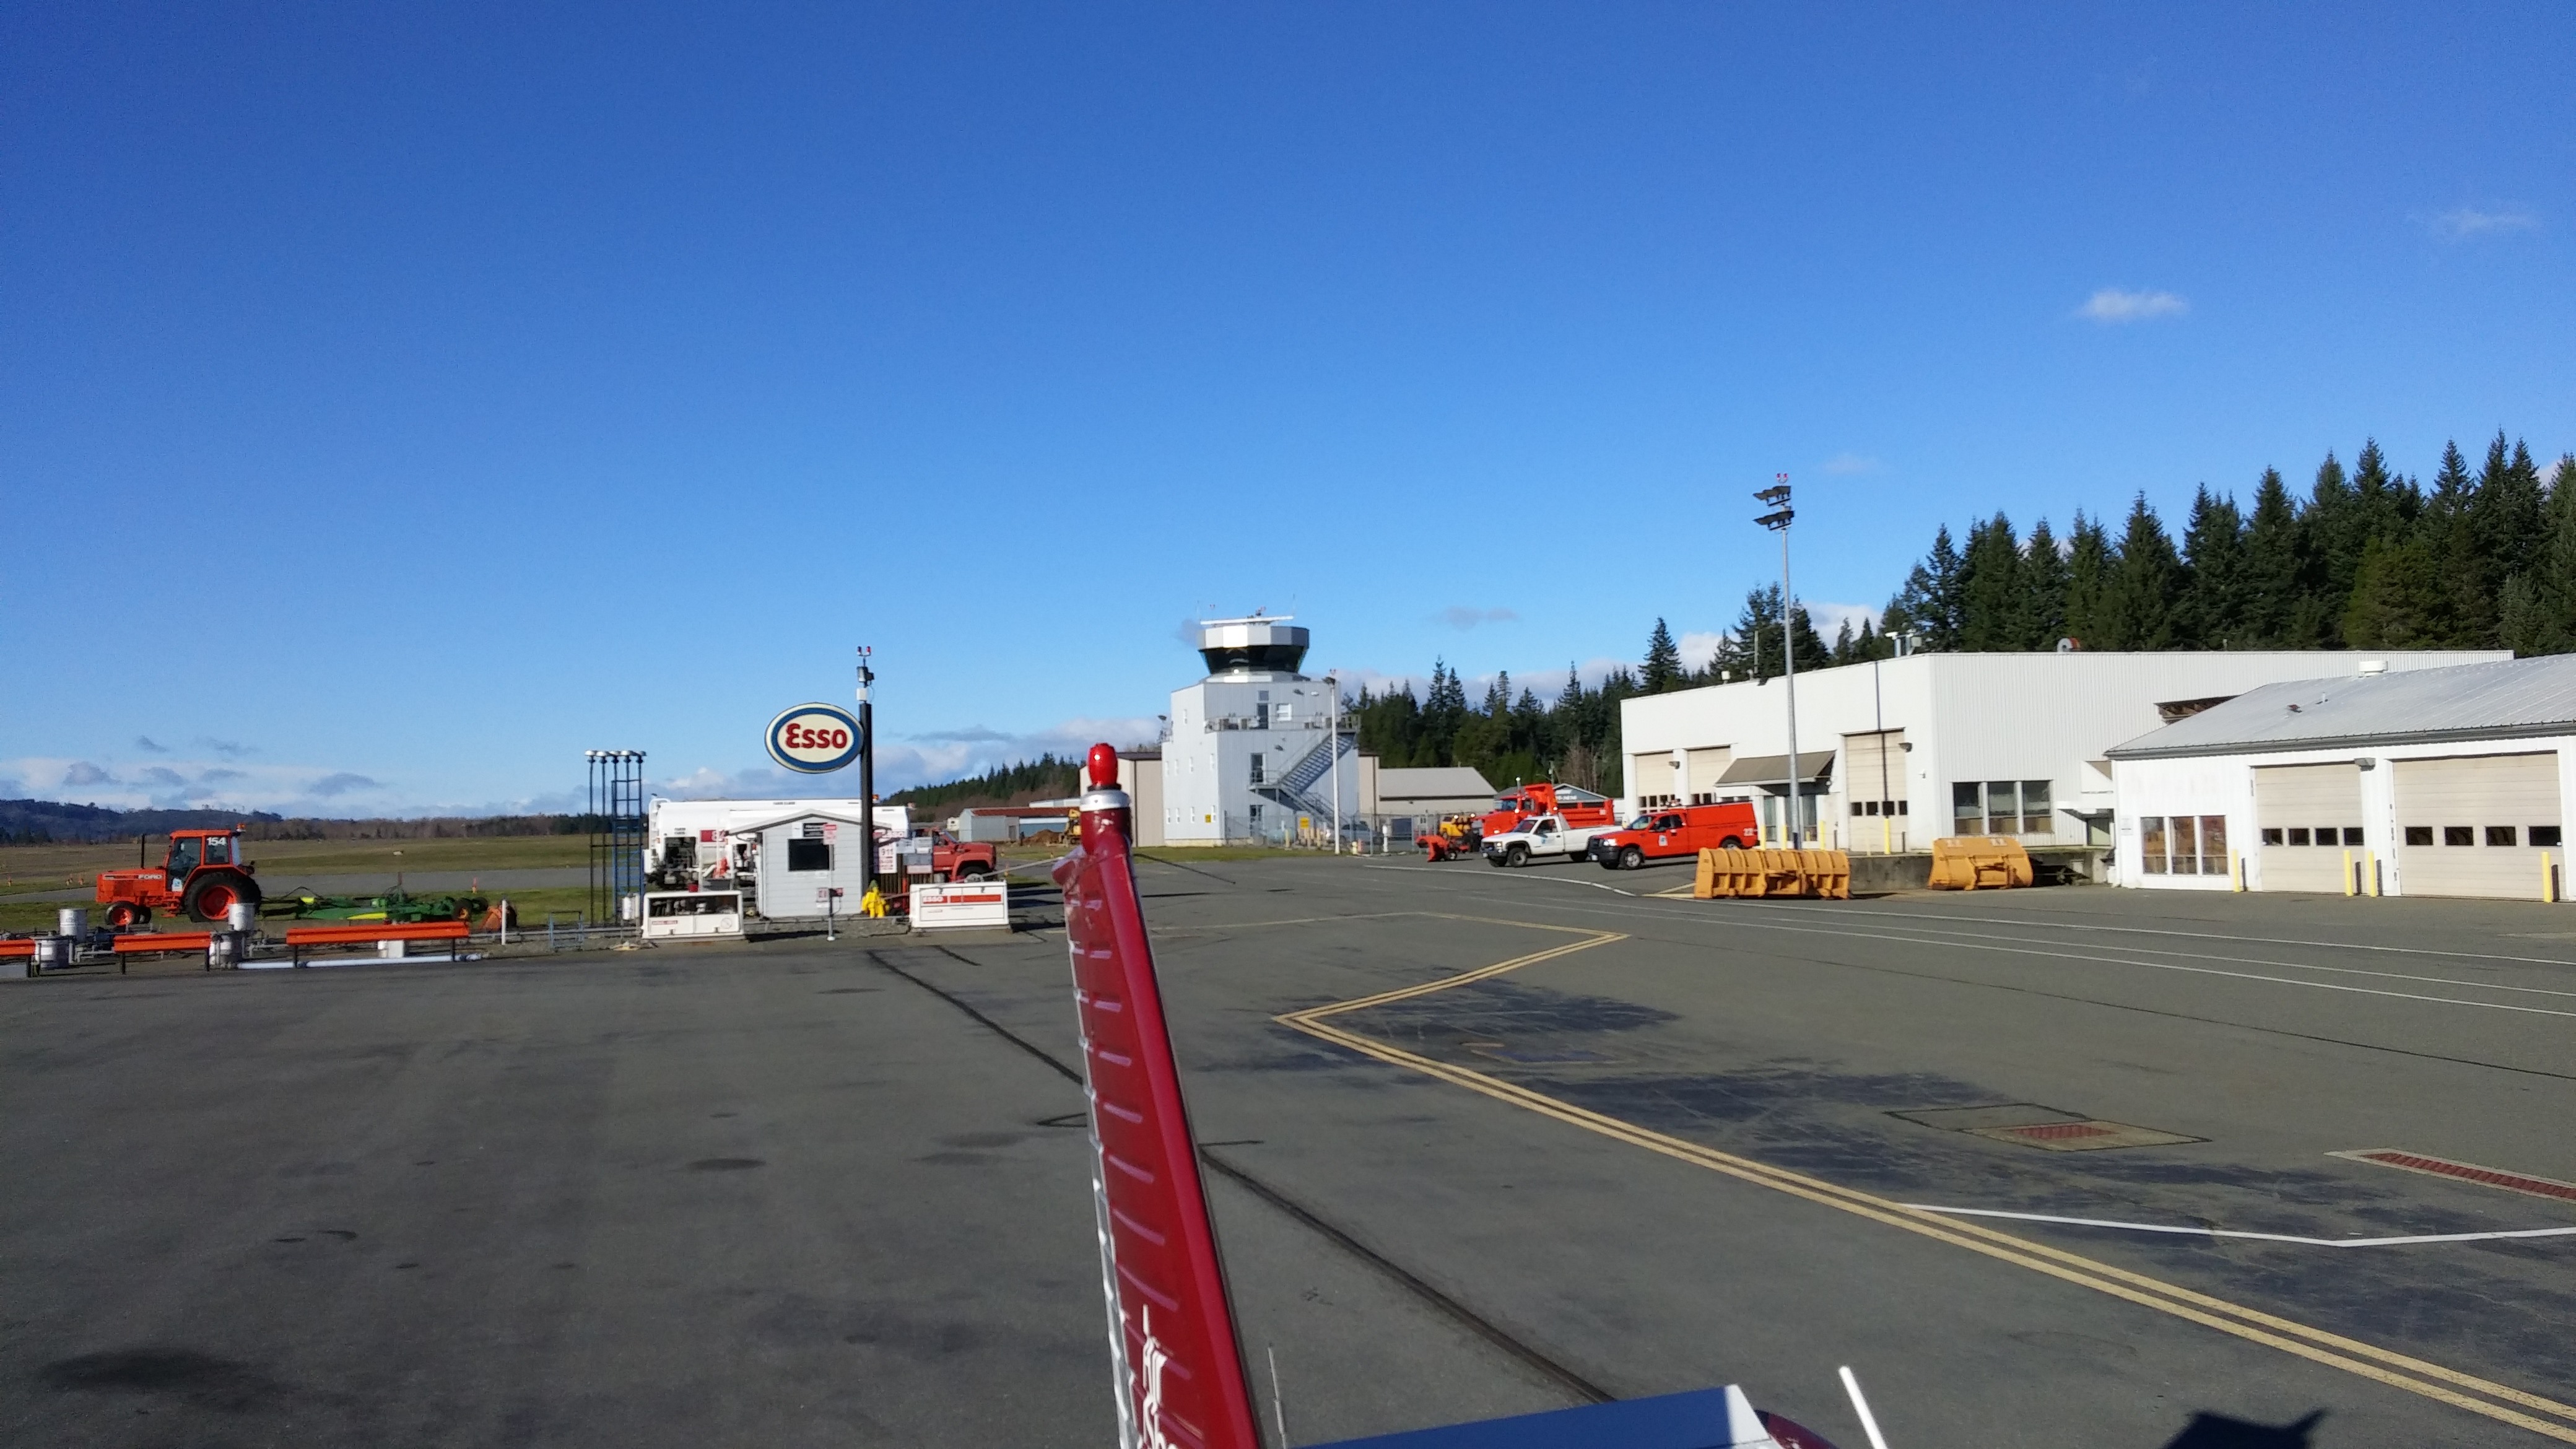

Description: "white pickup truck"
1479 812 1616 868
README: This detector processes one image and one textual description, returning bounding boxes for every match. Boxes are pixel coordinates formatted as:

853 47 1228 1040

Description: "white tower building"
1161 617 1358 845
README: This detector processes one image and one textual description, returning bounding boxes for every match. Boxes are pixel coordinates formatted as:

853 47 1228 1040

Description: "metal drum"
58 907 87 939
226 902 256 934
32 935 74 971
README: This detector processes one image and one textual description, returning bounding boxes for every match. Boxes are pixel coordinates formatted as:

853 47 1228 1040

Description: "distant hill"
0 799 590 845
887 755 1084 817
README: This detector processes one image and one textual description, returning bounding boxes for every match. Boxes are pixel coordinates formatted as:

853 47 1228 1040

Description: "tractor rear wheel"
183 871 262 923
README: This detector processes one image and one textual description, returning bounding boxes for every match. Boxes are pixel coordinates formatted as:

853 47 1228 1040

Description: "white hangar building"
1617 650 2501 852
2107 653 2576 900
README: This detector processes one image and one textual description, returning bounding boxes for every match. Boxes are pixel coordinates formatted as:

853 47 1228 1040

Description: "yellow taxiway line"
1266 914 2576 1442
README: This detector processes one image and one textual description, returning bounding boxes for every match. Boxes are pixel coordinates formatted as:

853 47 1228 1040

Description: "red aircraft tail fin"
1056 744 1263 1449
1057 741 1848 1449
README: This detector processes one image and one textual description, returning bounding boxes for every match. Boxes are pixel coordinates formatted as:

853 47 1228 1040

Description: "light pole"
1326 672 1342 853
856 646 875 905
1754 477 1799 845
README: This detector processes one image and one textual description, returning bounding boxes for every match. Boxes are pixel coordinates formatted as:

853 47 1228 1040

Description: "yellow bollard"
2341 848 2354 897
2230 848 2243 892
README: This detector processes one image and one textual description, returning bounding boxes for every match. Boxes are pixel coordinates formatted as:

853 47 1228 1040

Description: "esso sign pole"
856 646 875 909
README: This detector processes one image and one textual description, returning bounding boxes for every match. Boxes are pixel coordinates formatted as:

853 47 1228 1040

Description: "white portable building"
2105 653 2576 900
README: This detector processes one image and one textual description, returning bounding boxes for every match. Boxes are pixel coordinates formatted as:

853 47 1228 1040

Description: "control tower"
1162 616 1357 844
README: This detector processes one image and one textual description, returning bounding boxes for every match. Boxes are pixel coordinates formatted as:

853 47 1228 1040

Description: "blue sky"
5 3 2569 814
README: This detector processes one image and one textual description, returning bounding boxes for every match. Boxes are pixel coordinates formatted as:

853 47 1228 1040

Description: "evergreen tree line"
1879 434 2576 655
886 754 1084 812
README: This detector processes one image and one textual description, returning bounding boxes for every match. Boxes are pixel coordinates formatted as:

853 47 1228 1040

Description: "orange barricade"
1694 847 1851 900
1926 835 2034 890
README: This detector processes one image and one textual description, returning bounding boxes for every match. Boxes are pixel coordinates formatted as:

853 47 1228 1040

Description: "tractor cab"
95 827 263 929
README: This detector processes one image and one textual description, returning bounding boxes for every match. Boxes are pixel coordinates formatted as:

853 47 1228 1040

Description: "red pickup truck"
1588 802 1758 871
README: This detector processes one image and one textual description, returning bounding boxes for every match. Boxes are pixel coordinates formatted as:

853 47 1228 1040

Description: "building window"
2198 816 2229 874
2487 826 2520 846
2287 828 2309 846
786 838 832 872
2260 828 2282 845
2141 816 2167 874
2443 826 2474 846
2404 826 2434 846
2343 827 2366 846
2021 780 2053 835
1250 754 1264 785
2535 826 2564 848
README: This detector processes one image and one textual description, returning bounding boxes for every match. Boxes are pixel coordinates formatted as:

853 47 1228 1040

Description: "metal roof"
1716 752 1834 786
2105 655 2576 759
1375 767 1497 800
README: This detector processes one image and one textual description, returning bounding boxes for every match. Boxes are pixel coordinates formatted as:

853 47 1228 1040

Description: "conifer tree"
2061 510 2113 647
2178 485 2247 648
2239 468 2302 645
1884 526 1964 651
2422 440 2493 645
2097 494 2183 649
1642 619 1684 692
1957 514 2024 651
2017 518 2069 649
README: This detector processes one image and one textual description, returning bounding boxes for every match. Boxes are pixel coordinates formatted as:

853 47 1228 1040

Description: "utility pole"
1754 477 1799 845
1327 673 1341 853
856 646 875 905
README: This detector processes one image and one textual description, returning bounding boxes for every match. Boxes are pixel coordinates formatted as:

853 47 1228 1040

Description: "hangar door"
2394 752 2564 899
2253 763 2362 893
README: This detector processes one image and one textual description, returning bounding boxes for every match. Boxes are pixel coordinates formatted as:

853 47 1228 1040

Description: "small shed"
732 809 878 919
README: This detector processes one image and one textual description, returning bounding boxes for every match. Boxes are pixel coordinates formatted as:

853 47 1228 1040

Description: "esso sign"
765 703 863 773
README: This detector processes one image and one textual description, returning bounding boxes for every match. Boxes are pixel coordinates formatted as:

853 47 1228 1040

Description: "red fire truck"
1588 801 1759 870
1480 783 1617 840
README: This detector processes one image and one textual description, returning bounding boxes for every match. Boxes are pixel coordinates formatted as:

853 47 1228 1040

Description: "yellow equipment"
1925 836 2034 890
1693 848 1851 900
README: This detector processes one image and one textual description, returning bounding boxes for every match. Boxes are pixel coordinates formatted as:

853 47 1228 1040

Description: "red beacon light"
1086 742 1120 790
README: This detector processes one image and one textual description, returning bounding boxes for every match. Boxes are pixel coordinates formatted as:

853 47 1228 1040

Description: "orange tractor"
95 828 264 929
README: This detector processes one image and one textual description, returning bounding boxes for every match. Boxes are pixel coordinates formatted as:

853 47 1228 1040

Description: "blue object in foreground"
1308 1385 1838 1449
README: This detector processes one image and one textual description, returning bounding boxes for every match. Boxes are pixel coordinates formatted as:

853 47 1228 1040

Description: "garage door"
2393 752 2564 899
2253 762 2362 894
1632 753 1679 806
1685 747 1733 803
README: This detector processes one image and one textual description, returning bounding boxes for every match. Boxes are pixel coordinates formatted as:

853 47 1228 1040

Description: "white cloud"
1819 453 1881 477
2424 206 2537 240
2076 288 2188 324
1434 605 1518 631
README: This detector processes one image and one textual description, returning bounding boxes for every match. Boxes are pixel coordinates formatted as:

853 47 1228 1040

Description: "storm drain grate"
1965 1120 2205 1152
2333 1149 2576 1203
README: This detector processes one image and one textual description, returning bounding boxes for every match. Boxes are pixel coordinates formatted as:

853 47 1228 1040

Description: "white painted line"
1902 1204 2576 1248
1757 900 2576 970
1468 897 2576 1020
1782 916 2576 1001
1361 862 1645 897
